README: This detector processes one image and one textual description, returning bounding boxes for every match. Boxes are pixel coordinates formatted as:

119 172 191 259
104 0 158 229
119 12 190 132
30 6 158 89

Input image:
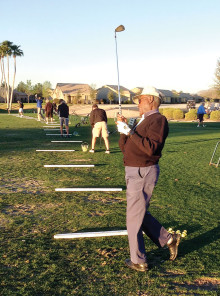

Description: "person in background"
17 100 24 117
52 101 57 115
117 86 181 272
89 104 110 154
45 98 53 124
197 102 206 127
35 95 45 121
58 99 69 137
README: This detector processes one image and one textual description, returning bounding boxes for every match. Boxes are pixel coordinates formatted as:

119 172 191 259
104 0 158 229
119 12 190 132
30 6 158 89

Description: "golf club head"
115 25 125 32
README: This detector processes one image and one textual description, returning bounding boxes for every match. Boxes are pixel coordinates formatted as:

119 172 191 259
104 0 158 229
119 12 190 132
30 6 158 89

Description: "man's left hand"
117 121 131 135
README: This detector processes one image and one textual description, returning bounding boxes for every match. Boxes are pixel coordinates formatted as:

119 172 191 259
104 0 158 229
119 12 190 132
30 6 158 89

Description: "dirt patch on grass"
97 247 119 258
165 269 187 277
168 276 220 294
88 210 106 217
69 159 92 162
193 277 220 290
81 194 125 204
0 177 47 194
0 202 63 229
2 202 62 217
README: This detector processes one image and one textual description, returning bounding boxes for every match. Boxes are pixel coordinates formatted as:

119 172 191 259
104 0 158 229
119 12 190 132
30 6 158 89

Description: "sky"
1 0 220 94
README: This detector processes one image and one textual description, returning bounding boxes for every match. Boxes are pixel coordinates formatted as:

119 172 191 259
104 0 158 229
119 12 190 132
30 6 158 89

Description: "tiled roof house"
51 83 93 104
96 85 135 103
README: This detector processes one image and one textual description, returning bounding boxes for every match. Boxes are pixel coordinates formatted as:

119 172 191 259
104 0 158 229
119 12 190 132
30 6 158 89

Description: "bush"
163 108 174 120
173 109 184 120
210 110 220 121
185 109 197 121
159 108 163 115
204 113 209 119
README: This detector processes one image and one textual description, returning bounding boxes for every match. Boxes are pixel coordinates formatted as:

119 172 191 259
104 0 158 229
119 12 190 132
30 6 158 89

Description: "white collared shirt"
135 110 159 129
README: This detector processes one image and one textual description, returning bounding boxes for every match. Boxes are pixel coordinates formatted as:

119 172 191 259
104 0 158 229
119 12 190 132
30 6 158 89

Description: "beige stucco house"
51 83 93 104
131 87 197 104
96 85 134 103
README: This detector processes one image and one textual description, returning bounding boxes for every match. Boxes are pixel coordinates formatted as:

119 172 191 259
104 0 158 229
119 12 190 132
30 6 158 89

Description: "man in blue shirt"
36 95 45 121
197 102 206 127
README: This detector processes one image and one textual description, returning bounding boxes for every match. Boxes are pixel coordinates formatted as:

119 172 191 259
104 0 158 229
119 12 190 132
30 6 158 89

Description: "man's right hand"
117 114 128 124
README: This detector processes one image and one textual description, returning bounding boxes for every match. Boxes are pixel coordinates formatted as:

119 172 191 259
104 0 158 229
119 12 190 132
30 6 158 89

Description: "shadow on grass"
179 225 220 257
166 137 220 146
145 225 220 269
71 226 127 233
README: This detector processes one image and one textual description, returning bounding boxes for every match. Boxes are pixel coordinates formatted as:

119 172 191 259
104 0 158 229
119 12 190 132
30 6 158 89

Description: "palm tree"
0 41 24 111
0 46 3 86
0 43 9 103
0 41 13 110
9 45 24 110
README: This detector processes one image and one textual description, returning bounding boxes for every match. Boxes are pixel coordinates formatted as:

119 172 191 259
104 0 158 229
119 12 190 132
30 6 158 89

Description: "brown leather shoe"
125 259 148 272
168 233 181 261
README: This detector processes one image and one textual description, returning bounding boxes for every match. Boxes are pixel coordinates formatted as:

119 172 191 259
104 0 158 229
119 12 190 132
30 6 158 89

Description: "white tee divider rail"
44 129 66 131
44 164 94 168
43 125 60 127
36 149 75 152
51 141 83 143
46 134 69 136
54 229 128 239
55 188 123 192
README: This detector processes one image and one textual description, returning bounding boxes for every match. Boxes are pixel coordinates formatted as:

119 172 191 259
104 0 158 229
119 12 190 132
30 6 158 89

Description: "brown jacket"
119 112 169 167
90 108 107 128
45 102 53 112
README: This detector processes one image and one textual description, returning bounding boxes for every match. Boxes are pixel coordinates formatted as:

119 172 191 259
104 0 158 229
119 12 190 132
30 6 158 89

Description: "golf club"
115 25 125 115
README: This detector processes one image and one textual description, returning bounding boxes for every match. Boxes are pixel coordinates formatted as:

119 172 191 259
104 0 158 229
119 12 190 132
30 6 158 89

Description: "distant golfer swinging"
89 104 110 154
58 99 69 137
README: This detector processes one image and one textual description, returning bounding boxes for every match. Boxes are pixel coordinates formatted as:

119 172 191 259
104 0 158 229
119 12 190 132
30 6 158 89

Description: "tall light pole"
115 25 125 115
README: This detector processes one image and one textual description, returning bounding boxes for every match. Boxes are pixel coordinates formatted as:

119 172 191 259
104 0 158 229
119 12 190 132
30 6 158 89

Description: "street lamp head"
115 25 125 33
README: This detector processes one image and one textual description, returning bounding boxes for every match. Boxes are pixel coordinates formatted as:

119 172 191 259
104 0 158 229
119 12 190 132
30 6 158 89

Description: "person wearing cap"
117 86 181 272
89 104 110 154
58 99 70 137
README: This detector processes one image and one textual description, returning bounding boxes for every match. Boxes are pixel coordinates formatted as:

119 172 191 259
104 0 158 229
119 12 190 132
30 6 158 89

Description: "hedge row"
210 110 220 121
159 108 220 121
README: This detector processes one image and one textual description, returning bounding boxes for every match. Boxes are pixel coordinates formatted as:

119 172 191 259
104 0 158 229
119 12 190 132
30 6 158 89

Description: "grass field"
0 112 220 296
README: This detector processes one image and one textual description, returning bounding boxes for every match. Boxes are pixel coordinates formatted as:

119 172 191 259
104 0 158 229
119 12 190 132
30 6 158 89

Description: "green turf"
0 113 220 295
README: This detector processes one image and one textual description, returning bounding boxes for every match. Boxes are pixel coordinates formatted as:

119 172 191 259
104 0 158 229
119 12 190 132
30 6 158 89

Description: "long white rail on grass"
44 129 65 131
54 230 128 239
51 141 83 143
36 150 75 152
55 188 122 192
44 164 94 168
46 134 69 136
43 125 60 127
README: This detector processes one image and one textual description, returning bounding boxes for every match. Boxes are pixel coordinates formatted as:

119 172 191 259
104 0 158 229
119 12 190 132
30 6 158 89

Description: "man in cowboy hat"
117 86 180 272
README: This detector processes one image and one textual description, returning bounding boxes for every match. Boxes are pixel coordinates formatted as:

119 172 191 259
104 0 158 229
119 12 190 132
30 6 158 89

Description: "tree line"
1 38 220 109
16 80 52 103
